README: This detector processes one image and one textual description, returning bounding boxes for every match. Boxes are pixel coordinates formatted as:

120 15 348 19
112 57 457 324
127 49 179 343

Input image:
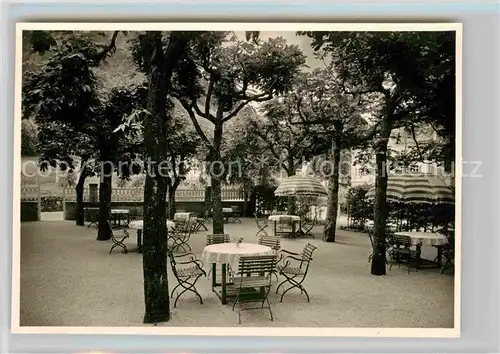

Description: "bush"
21 119 38 156
345 184 372 229
41 196 63 212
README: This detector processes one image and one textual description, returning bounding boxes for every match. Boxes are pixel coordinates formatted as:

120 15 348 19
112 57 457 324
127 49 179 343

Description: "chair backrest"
392 234 412 248
166 249 180 278
206 234 230 245
258 235 280 251
237 255 277 277
254 213 268 226
301 243 317 261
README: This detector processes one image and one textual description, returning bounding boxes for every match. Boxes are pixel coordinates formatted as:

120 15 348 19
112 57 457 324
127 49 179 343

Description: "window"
409 165 420 173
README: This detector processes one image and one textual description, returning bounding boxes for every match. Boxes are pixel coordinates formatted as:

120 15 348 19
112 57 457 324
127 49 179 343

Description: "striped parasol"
365 174 454 204
274 175 327 197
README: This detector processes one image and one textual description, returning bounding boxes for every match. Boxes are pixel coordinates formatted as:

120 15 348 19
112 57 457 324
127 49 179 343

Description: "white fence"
60 186 244 202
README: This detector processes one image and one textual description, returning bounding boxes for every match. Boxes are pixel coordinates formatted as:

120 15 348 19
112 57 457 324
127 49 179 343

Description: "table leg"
416 243 422 269
221 263 227 304
436 245 443 267
212 263 217 289
137 229 142 253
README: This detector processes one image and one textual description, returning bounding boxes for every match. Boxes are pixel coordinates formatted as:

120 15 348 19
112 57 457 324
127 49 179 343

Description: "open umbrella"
274 175 327 197
365 174 454 204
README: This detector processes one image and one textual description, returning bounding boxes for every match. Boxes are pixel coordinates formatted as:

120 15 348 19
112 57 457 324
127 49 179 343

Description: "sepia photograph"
14 23 460 335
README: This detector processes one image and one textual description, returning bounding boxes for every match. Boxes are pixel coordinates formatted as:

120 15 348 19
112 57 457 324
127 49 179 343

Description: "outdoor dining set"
92 172 454 322
106 211 318 324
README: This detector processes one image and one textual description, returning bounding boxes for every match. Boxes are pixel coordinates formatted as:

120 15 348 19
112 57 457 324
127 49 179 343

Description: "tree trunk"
211 119 224 234
323 139 341 242
96 162 112 241
142 31 189 324
75 159 87 226
285 165 296 215
371 118 393 276
167 183 178 219
242 180 251 217
249 186 256 216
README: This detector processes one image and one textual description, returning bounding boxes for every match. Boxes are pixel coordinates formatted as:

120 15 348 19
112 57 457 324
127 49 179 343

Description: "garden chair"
228 205 242 223
206 233 231 245
206 234 231 278
276 243 317 302
388 234 421 274
300 212 318 239
167 249 206 308
254 213 269 237
108 221 130 254
85 208 99 228
257 235 280 281
194 211 210 231
257 235 280 253
276 216 295 238
230 255 278 324
438 234 454 274
169 222 195 253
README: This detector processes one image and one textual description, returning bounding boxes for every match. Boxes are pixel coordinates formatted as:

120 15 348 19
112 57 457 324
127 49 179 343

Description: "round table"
110 209 130 227
201 243 273 304
393 231 448 247
173 212 195 221
128 219 176 253
394 231 449 267
268 215 301 238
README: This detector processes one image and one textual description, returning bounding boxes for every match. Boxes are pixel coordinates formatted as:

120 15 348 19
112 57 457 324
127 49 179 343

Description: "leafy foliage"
21 119 38 156
345 184 372 229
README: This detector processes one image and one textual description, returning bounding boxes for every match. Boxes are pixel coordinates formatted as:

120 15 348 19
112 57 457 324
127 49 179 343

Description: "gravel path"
19 220 454 328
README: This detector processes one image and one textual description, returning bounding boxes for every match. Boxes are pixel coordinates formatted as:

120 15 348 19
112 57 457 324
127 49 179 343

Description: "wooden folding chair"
86 208 99 228
169 222 195 253
257 235 280 253
389 234 420 274
440 236 454 274
276 243 317 302
257 235 280 281
230 255 278 324
194 211 210 231
276 216 295 238
108 221 130 254
228 205 242 223
254 213 269 237
298 207 317 238
167 249 206 308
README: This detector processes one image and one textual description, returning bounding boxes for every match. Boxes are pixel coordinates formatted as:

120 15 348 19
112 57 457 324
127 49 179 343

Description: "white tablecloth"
173 212 194 221
111 209 130 214
268 215 301 222
394 231 448 247
128 220 175 230
201 243 273 272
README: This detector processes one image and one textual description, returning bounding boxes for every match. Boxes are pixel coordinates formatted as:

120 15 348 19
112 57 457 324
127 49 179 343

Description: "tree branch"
205 73 215 116
89 31 119 63
410 124 424 160
175 98 213 148
193 101 216 122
